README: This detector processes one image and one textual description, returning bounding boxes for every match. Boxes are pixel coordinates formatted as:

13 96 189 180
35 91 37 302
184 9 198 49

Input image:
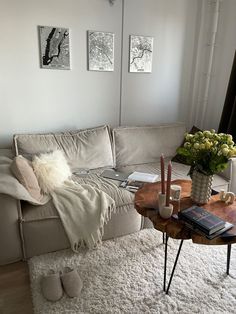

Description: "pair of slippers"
41 267 83 302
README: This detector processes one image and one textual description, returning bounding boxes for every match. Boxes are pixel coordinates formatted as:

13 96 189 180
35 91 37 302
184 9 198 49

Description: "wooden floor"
0 261 33 314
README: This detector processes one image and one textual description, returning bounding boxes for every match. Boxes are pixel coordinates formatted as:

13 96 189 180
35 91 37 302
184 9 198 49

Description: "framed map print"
39 26 70 70
129 35 153 73
88 31 114 71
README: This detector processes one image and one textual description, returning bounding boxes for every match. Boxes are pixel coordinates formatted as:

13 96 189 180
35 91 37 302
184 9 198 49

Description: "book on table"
178 205 232 236
181 220 234 240
120 172 159 192
127 172 159 183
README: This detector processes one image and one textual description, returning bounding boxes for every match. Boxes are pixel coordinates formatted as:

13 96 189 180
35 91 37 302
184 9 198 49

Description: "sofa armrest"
218 158 236 193
0 194 22 265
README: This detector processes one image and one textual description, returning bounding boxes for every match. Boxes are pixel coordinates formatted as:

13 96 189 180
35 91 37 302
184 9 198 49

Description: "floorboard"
0 261 33 314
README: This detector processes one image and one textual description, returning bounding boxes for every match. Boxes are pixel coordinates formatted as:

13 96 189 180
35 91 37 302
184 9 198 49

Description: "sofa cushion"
13 125 114 171
113 123 186 167
10 155 42 201
21 205 142 258
22 172 134 222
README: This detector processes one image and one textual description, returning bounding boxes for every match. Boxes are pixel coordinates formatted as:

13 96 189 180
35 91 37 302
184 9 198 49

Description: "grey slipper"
41 271 63 302
61 267 83 298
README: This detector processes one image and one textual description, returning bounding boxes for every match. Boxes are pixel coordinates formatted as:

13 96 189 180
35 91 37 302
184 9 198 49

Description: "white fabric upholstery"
13 125 114 171
113 123 186 167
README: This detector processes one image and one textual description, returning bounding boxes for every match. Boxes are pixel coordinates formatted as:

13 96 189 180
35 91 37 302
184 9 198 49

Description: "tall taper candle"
166 162 172 206
161 154 165 194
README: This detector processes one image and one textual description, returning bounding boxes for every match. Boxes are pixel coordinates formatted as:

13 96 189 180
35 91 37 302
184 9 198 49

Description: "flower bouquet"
177 130 236 203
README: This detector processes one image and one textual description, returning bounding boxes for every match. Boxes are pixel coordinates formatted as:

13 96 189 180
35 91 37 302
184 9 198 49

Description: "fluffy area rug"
28 229 236 314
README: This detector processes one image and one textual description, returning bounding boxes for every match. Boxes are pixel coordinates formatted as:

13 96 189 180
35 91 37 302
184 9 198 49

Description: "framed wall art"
129 35 153 73
39 26 70 70
88 31 114 71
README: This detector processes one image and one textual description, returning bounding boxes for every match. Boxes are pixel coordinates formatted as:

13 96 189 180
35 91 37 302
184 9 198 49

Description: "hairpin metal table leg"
163 234 168 291
227 244 231 275
166 239 184 294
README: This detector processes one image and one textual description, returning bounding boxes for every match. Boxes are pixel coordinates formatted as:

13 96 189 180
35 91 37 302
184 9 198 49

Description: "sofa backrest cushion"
13 125 114 171
113 123 186 167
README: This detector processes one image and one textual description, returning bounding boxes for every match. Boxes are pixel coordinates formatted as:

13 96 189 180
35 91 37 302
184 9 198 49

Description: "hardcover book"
182 220 234 239
179 206 225 235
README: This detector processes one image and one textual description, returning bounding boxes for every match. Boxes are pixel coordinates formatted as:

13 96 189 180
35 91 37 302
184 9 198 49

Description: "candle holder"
170 185 181 201
158 192 166 212
170 184 181 212
159 204 173 219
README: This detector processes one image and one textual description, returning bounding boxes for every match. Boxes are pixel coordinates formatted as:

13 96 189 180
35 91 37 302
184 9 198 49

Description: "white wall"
0 0 199 147
121 0 199 125
0 0 122 147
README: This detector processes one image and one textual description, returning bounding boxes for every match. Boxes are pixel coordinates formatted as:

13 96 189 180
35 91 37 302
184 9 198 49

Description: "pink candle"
166 162 172 206
161 154 165 194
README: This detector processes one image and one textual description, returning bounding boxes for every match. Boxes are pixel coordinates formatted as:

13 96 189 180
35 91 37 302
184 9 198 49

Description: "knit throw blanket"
0 156 115 252
51 181 115 251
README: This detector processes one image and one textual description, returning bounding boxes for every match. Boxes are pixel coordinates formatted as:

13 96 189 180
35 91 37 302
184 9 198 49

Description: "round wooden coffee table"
134 180 236 294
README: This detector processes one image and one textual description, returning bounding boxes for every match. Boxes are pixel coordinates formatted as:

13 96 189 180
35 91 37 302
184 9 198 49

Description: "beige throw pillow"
10 155 42 201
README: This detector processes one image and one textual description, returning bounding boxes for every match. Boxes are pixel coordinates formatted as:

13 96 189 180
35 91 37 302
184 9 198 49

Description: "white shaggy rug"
28 229 236 314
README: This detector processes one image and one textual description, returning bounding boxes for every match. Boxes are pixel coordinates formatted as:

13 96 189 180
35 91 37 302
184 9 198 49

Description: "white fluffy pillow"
32 150 72 194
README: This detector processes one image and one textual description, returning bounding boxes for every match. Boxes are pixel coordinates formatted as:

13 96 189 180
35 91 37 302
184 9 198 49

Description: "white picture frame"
129 35 153 73
88 31 114 71
39 25 70 70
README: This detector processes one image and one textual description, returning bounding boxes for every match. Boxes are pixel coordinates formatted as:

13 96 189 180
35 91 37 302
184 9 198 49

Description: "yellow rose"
203 130 211 138
222 148 229 156
186 134 193 140
205 141 212 149
196 131 203 137
184 142 191 148
229 150 235 158
221 144 229 149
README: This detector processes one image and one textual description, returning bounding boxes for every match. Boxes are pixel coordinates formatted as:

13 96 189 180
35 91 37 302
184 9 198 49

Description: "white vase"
191 170 213 204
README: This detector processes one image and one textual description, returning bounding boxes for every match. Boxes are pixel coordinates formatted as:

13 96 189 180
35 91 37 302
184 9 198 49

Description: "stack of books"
178 205 234 239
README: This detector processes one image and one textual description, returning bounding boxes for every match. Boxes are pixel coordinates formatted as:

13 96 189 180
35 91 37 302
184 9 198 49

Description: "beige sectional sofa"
0 123 235 266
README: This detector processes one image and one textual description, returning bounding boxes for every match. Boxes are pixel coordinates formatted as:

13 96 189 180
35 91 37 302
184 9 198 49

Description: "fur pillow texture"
32 150 72 194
